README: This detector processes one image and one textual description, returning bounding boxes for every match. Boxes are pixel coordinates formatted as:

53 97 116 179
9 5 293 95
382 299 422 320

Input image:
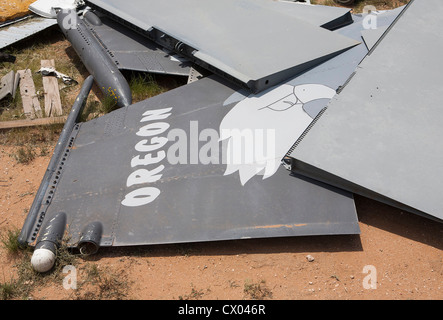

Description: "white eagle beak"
293 84 336 104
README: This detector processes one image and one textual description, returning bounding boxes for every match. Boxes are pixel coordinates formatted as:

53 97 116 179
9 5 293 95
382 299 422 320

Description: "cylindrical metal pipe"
31 212 67 273
57 9 132 108
18 76 94 247
78 221 103 255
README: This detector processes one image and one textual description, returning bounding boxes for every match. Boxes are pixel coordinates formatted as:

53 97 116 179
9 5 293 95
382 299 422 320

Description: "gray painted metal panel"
289 0 443 222
264 1 353 30
85 0 359 93
23 76 360 249
18 76 95 246
0 71 18 100
0 16 57 49
361 26 388 51
84 13 192 76
359 6 405 51
230 10 402 127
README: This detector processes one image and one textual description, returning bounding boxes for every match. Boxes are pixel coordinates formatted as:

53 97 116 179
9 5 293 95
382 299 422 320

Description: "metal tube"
18 76 94 246
31 212 67 272
57 9 132 108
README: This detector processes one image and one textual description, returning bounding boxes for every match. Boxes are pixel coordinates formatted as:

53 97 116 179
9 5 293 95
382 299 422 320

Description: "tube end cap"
31 248 56 273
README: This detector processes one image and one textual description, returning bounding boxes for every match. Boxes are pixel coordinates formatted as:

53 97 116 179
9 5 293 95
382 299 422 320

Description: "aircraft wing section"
83 13 193 76
289 0 443 223
20 76 360 251
85 0 360 93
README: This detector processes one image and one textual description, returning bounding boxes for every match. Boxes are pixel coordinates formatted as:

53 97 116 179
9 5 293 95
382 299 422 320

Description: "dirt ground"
0 0 441 302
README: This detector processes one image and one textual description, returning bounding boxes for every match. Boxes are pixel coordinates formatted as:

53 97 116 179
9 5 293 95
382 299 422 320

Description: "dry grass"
0 27 185 125
0 29 88 122
311 0 411 12
0 228 22 255
0 228 78 300
0 225 132 300
72 264 131 300
178 285 205 300
243 279 273 300
352 0 410 12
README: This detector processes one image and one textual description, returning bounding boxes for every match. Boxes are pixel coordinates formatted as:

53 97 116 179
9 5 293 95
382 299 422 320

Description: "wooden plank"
17 69 42 119
0 116 67 130
41 59 63 117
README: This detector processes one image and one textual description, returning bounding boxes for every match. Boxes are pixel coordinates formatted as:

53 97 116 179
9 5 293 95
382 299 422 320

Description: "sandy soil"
0 0 441 302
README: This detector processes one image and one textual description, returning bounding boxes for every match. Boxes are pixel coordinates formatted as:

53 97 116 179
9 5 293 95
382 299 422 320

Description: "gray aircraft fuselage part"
83 11 193 76
57 10 132 108
21 75 360 249
85 0 360 93
289 0 443 222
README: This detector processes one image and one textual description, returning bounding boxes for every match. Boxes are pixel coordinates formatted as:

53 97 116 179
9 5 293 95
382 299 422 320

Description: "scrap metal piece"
78 221 103 255
29 0 82 19
37 66 77 85
289 0 443 223
0 16 57 50
83 11 192 77
0 70 19 101
85 0 360 93
31 211 67 272
18 75 94 247
20 75 360 252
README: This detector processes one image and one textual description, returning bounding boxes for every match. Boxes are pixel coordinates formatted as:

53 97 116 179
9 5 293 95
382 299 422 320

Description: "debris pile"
0 0 440 275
